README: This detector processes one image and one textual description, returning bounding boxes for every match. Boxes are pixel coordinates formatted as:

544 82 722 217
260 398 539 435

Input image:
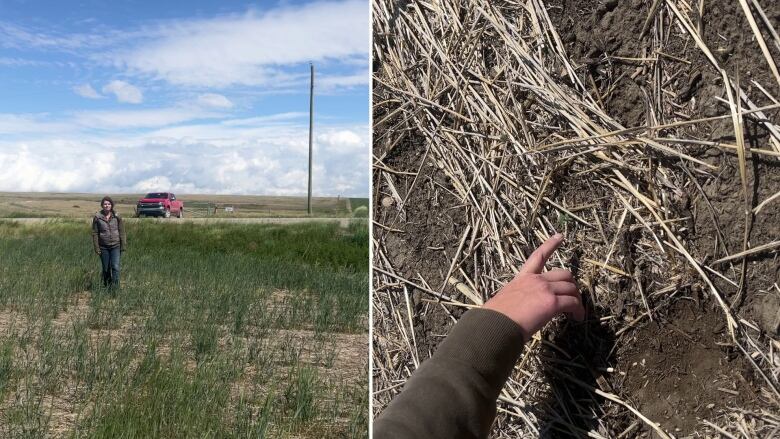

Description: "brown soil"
541 3 780 434
373 0 780 436
375 139 472 356
547 0 780 129
552 1 779 434
619 299 756 433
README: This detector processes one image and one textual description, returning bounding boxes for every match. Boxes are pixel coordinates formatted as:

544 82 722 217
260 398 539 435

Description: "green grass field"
0 220 368 437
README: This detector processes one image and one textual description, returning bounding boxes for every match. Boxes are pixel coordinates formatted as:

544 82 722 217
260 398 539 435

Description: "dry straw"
373 0 780 437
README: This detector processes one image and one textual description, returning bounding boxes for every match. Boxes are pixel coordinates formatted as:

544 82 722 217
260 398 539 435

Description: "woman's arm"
373 308 525 439
118 216 127 251
373 234 584 439
91 218 100 254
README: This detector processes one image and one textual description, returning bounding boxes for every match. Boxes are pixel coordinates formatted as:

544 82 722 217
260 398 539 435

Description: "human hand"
95 249 101 255
482 234 585 342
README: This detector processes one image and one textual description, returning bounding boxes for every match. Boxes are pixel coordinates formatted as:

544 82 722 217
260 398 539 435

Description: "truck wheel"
178 209 183 218
164 209 171 218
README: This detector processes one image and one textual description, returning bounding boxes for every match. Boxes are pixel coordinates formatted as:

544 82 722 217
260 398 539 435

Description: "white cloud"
0 110 306 136
0 114 74 135
222 112 305 126
318 128 366 154
0 122 368 196
0 22 113 50
73 83 103 99
133 176 172 192
0 110 367 196
144 121 302 141
112 0 368 87
102 80 143 104
197 93 233 109
74 107 213 129
278 169 309 190
0 21 148 58
0 56 48 67
318 72 370 89
0 142 115 192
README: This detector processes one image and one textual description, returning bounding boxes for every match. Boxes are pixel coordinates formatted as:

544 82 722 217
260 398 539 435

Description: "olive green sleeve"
119 217 127 251
373 308 526 439
91 218 100 253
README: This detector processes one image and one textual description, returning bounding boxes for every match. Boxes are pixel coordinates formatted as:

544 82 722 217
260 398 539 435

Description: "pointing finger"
520 234 564 275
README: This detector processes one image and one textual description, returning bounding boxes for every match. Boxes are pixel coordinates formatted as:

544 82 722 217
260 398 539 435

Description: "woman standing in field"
92 196 126 288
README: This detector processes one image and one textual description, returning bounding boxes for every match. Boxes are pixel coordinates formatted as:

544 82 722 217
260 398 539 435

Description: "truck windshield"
145 193 168 199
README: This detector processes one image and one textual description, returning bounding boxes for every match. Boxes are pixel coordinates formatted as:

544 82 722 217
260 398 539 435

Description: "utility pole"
307 63 314 215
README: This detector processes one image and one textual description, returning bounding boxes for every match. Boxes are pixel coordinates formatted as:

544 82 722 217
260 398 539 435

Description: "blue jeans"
99 246 121 288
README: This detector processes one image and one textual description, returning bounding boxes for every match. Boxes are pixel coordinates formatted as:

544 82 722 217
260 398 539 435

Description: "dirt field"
0 192 366 219
373 1 779 437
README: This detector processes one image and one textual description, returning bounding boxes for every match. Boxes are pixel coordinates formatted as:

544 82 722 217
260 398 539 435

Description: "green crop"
0 220 368 438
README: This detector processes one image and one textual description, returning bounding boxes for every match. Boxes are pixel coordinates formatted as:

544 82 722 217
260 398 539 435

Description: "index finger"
520 233 564 275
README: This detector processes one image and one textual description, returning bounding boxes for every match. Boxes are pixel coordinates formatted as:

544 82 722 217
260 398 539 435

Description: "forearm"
91 221 100 253
373 308 526 439
119 221 127 250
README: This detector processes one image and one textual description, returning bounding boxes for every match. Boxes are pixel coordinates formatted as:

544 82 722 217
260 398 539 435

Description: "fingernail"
553 233 563 240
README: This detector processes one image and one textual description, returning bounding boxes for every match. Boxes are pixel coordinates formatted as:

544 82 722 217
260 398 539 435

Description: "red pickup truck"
135 192 184 218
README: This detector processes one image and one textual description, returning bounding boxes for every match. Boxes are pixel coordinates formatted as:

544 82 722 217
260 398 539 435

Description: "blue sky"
0 0 369 196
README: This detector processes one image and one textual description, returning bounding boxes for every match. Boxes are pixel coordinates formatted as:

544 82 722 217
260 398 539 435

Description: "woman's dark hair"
100 196 115 213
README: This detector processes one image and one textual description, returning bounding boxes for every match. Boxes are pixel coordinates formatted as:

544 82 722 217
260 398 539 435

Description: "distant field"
0 220 368 437
0 192 370 219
